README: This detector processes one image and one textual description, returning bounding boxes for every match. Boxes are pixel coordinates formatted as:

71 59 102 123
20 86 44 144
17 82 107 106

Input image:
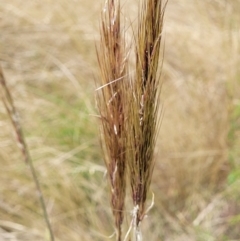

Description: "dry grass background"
0 0 240 240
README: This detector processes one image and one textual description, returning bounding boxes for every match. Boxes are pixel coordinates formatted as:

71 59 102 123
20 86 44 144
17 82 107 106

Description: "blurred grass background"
0 0 240 240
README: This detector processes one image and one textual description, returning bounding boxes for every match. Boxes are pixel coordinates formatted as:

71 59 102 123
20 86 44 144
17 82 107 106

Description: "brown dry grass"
96 1 128 240
0 0 240 240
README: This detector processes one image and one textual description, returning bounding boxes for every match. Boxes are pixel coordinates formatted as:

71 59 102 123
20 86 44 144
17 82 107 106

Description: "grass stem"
0 65 55 241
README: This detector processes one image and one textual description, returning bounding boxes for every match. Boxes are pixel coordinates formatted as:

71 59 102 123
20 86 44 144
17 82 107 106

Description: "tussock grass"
0 0 240 240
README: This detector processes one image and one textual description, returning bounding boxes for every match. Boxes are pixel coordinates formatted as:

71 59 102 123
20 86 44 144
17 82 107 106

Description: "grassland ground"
0 0 240 240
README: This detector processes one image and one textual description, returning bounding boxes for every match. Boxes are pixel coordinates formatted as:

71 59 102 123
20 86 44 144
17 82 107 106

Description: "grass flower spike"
96 0 129 240
97 0 166 240
129 0 165 222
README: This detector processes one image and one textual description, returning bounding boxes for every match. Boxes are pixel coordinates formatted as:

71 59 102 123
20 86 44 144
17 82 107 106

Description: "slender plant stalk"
0 65 55 241
96 1 128 240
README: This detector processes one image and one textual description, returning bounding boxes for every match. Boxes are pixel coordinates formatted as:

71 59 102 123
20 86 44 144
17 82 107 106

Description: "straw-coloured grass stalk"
0 65 55 241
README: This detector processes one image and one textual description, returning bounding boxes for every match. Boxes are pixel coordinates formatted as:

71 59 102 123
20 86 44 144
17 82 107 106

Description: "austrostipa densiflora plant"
96 0 129 240
127 0 166 240
97 0 166 240
0 65 55 241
